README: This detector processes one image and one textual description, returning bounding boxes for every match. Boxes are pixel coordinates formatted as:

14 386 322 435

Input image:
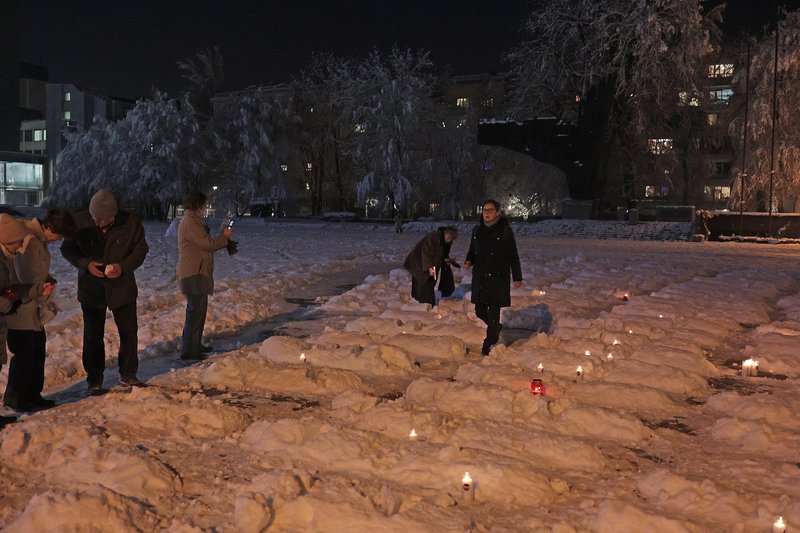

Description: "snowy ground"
0 218 798 532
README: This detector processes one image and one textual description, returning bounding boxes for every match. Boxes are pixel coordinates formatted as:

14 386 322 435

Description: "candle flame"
409 429 417 438
607 353 613 360
462 472 472 484
300 353 306 361
612 339 621 345
584 350 591 356
658 314 664 319
537 363 544 372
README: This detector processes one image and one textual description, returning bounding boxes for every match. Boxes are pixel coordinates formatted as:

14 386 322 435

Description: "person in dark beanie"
463 200 522 356
0 214 50 424
177 191 233 360
4 209 75 411
61 190 149 394
403 226 458 306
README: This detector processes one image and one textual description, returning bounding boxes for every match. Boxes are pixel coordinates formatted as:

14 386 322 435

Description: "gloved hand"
226 239 239 256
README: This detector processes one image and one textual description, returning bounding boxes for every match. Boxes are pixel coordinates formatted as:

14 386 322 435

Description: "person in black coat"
464 200 522 355
60 189 149 394
403 226 458 306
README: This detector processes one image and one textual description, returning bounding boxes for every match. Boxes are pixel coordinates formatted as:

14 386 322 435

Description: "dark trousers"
181 293 208 356
3 329 46 407
82 302 139 386
475 303 502 350
411 275 436 306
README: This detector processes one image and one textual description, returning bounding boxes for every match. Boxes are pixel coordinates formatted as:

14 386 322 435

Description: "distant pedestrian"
403 226 458 306
176 191 233 360
61 189 149 394
4 209 75 411
463 200 522 355
394 212 404 234
0 214 47 425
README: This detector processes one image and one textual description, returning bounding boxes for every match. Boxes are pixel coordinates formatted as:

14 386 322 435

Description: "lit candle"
628 329 633 334
539 289 546 296
530 379 545 395
576 366 583 380
607 353 614 362
584 350 591 356
773 516 786 533
537 363 544 373
409 429 418 439
742 358 759 377
658 314 664 319
462 472 472 492
300 353 307 364
612 339 621 345
622 293 629 301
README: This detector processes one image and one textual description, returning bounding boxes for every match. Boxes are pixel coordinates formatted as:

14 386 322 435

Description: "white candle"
576 366 583 380
628 329 633 334
658 314 664 319
612 339 621 345
742 358 759 377
537 363 544 373
462 472 472 491
409 429 418 439
584 350 591 356
539 289 546 295
300 353 307 364
773 516 786 533
607 353 614 362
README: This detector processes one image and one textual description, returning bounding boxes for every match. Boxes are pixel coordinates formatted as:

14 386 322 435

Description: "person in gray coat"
61 189 149 394
0 214 50 422
403 226 458 306
177 191 233 360
4 209 75 411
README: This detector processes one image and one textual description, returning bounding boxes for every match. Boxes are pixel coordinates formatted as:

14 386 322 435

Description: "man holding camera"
61 189 149 394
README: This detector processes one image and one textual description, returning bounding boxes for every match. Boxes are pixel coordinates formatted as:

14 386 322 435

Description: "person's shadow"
501 303 553 345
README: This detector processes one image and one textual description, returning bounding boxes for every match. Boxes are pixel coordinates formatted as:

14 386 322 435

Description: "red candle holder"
530 379 545 395
622 293 629 301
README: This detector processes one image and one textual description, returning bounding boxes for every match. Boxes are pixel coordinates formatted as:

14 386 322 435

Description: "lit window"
678 91 700 106
33 130 43 142
64 92 71 102
704 186 731 199
707 64 734 78
456 97 469 108
305 162 313 171
644 185 670 198
709 89 733 104
280 164 288 172
354 123 366 133
707 113 718 126
647 139 673 155
63 111 71 120
429 203 439 213
305 183 311 190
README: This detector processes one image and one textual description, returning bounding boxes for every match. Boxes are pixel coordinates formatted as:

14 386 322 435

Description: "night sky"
18 0 800 100
19 0 534 99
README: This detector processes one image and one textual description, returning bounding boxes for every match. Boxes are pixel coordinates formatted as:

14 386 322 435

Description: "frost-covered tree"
507 0 721 202
48 117 116 207
291 53 356 213
208 88 288 216
48 93 199 218
422 107 487 220
336 47 436 217
114 93 200 217
730 10 800 212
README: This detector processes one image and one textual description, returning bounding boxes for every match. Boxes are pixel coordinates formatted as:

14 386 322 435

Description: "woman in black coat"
403 226 458 305
464 200 522 355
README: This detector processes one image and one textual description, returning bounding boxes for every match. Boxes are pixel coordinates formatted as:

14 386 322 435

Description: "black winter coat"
61 210 149 310
465 217 522 307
